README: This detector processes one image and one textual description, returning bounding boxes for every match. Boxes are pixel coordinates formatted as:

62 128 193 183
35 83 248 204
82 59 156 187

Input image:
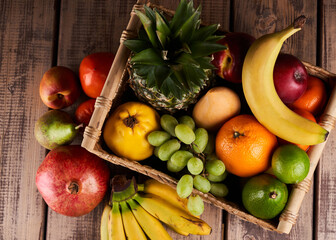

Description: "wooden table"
1 0 336 239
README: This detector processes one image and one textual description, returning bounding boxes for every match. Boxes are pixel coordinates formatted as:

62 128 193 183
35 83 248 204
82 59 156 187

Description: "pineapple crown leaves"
124 0 226 100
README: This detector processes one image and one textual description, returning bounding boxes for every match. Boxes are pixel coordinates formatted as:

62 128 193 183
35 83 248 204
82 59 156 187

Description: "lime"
271 144 310 184
242 174 288 219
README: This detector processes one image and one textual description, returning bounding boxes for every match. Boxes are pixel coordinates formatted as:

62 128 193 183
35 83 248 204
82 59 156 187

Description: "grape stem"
189 143 206 159
187 143 208 175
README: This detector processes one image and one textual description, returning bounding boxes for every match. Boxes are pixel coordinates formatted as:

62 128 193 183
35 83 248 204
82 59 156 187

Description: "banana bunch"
100 176 211 240
242 15 328 145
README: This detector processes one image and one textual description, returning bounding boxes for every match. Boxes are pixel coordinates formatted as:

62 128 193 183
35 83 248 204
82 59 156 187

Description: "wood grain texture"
226 0 317 239
46 1 137 239
315 0 336 239
0 0 55 239
233 0 317 62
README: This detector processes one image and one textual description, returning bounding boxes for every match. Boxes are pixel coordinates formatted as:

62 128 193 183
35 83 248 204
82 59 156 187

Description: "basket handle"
277 83 336 233
82 0 147 152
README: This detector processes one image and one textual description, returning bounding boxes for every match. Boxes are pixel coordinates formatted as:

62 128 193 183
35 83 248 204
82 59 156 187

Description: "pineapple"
124 0 226 113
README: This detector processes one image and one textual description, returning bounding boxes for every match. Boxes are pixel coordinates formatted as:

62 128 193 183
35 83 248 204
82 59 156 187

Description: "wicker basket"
81 0 336 234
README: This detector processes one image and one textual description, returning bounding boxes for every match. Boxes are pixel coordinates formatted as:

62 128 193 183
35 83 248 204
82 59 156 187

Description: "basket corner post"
81 126 100 153
277 220 293 234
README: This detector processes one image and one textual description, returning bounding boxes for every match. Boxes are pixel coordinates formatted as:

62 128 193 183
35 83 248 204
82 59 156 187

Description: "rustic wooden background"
1 0 335 239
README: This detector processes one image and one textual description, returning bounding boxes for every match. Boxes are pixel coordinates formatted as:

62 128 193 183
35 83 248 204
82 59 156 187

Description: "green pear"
34 110 79 150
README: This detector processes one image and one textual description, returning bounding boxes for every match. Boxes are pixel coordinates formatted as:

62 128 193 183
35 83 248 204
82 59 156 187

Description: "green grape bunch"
147 113 229 215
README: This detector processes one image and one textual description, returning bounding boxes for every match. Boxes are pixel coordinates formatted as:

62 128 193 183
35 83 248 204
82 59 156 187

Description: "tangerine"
216 115 278 177
278 108 316 151
289 75 327 116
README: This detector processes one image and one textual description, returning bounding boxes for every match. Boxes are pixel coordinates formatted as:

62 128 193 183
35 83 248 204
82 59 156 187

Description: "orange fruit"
216 115 278 177
289 75 327 116
278 108 316 151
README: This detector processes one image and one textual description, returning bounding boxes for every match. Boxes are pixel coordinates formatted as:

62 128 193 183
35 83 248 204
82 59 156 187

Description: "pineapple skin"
128 69 212 113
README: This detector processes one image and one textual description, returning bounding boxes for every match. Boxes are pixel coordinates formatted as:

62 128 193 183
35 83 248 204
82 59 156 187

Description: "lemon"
271 144 310 184
242 174 288 219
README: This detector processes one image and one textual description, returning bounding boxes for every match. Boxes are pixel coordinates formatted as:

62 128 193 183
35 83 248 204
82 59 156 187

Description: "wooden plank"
46 0 228 239
0 0 55 239
315 0 336 239
45 1 137 239
226 0 317 239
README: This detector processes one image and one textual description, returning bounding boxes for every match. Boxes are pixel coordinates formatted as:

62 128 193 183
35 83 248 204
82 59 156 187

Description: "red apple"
36 145 110 217
212 32 255 83
39 66 81 109
79 52 115 98
75 98 96 127
273 53 308 103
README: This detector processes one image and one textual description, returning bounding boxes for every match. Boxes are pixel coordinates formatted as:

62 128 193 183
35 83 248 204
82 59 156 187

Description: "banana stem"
277 16 306 44
293 15 306 29
110 175 138 203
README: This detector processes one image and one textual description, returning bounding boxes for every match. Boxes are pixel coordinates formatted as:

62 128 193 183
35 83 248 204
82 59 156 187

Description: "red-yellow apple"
35 145 110 217
39 66 80 109
273 53 308 103
212 32 255 83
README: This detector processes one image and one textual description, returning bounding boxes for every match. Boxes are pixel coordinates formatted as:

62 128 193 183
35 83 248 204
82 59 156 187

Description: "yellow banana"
100 204 111 240
133 192 211 235
140 179 194 236
119 201 147 240
242 15 328 145
127 198 173 240
167 225 190 236
141 179 190 213
108 202 126 240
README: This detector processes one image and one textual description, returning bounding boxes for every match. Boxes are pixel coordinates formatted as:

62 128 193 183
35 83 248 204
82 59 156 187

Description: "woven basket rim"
82 0 336 234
